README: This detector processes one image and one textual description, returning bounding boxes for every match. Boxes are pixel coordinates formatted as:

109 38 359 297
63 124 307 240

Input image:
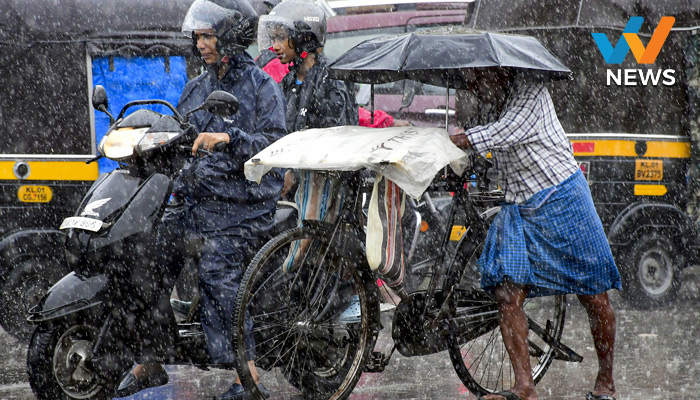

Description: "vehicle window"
325 27 404 61
419 83 455 96
326 25 456 98
0 42 91 155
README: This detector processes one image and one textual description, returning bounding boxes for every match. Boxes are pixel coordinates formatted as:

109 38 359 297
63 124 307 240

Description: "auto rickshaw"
0 0 199 340
461 0 700 308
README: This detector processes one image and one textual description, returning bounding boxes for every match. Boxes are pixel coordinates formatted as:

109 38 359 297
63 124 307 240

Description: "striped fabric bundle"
366 174 405 288
283 170 345 273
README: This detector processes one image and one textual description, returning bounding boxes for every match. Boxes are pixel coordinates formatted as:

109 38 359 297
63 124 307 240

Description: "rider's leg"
577 292 617 398
116 208 188 397
199 235 254 365
481 281 538 400
135 204 189 363
199 234 270 399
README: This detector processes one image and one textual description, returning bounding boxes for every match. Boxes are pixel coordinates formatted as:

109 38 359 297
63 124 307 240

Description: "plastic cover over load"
244 126 468 198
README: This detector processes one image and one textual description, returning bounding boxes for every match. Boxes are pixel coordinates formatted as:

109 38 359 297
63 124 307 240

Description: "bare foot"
591 374 616 398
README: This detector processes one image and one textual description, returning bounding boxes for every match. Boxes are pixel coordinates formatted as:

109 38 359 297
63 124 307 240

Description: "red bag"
359 107 394 128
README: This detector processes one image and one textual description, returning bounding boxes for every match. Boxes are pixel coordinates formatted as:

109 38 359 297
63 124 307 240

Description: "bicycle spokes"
448 295 567 396
235 227 377 399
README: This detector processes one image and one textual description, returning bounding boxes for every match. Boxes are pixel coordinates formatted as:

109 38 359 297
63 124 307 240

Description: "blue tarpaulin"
92 56 188 173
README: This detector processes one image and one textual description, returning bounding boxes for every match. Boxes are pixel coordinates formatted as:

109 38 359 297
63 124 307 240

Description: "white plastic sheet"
244 126 468 198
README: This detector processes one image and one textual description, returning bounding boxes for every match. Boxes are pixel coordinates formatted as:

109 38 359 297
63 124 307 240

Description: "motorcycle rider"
116 0 286 399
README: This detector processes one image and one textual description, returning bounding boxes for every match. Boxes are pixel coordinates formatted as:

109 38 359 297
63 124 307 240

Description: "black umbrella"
327 27 572 89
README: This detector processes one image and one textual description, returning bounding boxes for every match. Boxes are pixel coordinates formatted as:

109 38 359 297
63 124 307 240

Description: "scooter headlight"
136 132 180 153
99 127 149 161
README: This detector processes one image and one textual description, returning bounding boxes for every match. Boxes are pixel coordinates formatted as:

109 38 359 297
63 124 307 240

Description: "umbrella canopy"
327 27 571 89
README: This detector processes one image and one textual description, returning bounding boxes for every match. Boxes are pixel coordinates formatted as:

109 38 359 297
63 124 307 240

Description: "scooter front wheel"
27 321 127 400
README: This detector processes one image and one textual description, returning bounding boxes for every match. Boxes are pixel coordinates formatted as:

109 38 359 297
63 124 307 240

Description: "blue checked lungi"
479 170 622 297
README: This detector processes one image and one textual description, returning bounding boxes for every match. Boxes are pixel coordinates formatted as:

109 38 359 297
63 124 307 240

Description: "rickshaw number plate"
18 185 53 203
450 225 466 241
60 217 103 232
635 159 663 181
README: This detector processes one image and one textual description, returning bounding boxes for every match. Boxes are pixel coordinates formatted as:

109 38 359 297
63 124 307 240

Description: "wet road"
2 267 700 400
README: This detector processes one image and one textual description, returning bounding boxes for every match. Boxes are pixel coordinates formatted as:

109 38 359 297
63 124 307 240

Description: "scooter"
25 86 294 400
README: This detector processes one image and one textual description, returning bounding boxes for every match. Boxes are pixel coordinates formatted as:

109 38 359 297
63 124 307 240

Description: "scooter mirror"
92 85 115 124
92 85 109 111
202 91 240 117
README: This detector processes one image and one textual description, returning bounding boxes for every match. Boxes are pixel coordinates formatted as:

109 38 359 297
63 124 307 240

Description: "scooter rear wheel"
234 225 379 400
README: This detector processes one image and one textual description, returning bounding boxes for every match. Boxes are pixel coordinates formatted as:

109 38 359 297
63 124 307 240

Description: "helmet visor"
257 14 295 50
182 0 240 38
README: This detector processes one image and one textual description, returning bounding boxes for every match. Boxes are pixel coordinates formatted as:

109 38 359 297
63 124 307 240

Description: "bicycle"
233 154 582 399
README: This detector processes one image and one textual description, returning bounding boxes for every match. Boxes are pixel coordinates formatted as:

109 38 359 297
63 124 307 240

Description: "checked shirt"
464 81 579 204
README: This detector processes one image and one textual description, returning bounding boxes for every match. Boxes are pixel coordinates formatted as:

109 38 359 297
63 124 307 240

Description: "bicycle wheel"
446 237 567 397
234 225 379 400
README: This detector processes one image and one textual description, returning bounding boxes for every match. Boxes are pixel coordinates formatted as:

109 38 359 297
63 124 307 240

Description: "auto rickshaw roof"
468 0 700 34
0 0 195 40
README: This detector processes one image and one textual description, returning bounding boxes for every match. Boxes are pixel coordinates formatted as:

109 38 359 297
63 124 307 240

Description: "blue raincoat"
164 52 286 363
175 52 287 229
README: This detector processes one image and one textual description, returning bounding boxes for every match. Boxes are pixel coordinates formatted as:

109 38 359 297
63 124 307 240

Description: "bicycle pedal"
363 351 389 373
552 340 583 363
528 340 544 357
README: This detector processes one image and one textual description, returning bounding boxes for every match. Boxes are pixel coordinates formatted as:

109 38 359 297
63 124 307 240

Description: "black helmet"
258 0 326 56
182 0 259 58
249 0 282 16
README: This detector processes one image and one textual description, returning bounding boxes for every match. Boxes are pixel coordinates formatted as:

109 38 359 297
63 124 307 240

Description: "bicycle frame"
317 156 500 320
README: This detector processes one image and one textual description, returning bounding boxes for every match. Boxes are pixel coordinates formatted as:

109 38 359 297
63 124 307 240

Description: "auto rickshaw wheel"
0 252 68 342
620 233 683 309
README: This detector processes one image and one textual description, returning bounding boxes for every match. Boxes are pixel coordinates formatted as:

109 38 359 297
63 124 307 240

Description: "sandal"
478 390 523 400
586 391 616 400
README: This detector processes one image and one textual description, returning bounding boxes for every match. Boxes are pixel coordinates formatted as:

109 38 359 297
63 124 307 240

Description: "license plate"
450 225 466 241
635 159 663 181
578 161 590 181
18 185 53 203
60 217 103 232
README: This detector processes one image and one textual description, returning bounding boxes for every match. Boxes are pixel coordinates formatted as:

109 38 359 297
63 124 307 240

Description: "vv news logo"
592 16 676 86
